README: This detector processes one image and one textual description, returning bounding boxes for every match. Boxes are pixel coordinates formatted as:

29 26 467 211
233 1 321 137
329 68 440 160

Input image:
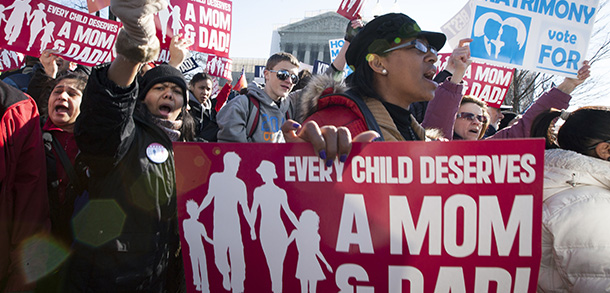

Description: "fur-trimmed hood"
295 74 349 122
544 148 610 200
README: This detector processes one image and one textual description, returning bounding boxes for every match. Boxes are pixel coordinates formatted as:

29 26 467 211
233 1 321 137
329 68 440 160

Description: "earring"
382 69 388 75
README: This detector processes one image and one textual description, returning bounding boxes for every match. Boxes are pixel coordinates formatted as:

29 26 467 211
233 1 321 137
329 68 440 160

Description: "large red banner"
175 139 544 292
154 0 232 58
437 53 515 108
0 0 121 67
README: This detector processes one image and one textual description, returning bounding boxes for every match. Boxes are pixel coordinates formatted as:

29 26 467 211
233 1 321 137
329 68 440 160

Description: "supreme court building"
230 11 347 82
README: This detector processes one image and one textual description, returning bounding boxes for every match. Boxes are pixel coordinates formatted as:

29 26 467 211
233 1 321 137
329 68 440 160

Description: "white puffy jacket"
538 149 610 292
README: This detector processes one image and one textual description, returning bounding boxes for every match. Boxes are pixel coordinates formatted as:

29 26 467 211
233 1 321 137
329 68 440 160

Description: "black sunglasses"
383 39 438 55
457 112 488 123
268 70 299 84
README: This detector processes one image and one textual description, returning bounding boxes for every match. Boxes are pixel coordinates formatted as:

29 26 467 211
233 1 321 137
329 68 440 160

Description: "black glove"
344 21 364 43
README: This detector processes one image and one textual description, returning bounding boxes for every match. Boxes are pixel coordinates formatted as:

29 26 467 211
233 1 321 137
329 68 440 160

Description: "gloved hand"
111 0 168 63
344 19 364 43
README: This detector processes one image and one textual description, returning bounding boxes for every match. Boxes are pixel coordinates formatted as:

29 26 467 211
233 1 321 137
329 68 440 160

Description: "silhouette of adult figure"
496 17 527 65
184 199 213 292
4 0 33 46
471 12 502 59
26 3 48 51
249 160 299 293
199 152 254 292
157 0 172 43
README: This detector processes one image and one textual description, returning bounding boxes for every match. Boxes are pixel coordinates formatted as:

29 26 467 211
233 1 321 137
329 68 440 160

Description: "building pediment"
277 12 346 34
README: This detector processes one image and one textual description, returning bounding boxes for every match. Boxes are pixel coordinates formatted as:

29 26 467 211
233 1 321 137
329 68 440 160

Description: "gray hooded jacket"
217 81 294 143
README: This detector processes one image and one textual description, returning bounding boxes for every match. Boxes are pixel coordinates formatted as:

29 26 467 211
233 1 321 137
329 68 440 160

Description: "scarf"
152 116 183 142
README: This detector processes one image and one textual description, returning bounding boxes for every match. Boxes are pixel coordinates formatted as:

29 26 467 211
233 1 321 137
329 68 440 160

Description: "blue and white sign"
313 60 330 75
327 38 353 77
444 0 599 77
328 38 346 63
254 65 265 84
178 56 200 74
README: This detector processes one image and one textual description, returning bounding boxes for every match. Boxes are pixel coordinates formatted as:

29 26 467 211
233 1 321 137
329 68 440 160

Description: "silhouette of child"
288 210 333 293
183 199 214 292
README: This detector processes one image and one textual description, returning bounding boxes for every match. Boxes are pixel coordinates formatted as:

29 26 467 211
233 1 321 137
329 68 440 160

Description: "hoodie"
217 81 293 143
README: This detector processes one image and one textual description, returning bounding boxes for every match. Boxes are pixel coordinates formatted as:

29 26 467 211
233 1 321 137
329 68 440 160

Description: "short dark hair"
531 106 610 153
190 72 212 87
265 52 299 71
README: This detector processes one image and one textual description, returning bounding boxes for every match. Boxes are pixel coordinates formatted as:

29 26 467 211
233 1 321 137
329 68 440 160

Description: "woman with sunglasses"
217 52 300 143
429 61 591 141
297 13 469 141
530 106 610 292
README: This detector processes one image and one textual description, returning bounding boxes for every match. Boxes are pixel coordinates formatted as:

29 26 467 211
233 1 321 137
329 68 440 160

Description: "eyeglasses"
268 70 299 84
383 39 438 55
587 139 610 150
457 112 488 123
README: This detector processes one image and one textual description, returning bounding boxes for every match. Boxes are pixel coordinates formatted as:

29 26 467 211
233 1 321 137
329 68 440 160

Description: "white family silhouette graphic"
156 0 184 43
183 152 332 293
2 0 56 53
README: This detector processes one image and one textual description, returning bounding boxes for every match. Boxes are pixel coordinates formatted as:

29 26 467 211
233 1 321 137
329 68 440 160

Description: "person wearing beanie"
297 13 470 141
66 1 193 290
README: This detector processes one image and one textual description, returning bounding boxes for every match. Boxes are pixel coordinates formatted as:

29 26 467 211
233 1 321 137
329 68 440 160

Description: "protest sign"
328 38 353 77
336 0 366 20
254 65 265 84
441 1 475 50
329 39 345 63
0 49 25 72
175 139 544 292
313 60 330 75
204 54 232 80
437 53 514 108
154 0 232 58
0 0 121 67
177 56 200 74
445 0 599 77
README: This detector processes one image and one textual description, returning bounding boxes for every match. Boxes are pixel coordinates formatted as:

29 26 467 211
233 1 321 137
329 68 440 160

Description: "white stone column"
304 44 311 64
317 44 325 62
291 43 298 58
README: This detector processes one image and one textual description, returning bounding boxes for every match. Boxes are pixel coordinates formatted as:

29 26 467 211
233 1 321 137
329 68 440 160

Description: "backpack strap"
246 94 260 141
43 132 58 188
320 90 385 141
45 131 82 192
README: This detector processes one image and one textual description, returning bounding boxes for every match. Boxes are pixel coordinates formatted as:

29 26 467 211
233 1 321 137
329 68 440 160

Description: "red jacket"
0 80 49 291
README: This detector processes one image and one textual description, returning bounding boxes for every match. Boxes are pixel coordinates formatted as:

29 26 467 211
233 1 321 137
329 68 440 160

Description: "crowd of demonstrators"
0 79 49 292
217 52 299 143
0 1 605 291
530 106 610 292
297 13 468 142
425 60 591 141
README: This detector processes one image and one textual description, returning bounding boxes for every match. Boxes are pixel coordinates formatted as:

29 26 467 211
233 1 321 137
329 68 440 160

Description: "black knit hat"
346 13 446 70
138 64 188 104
